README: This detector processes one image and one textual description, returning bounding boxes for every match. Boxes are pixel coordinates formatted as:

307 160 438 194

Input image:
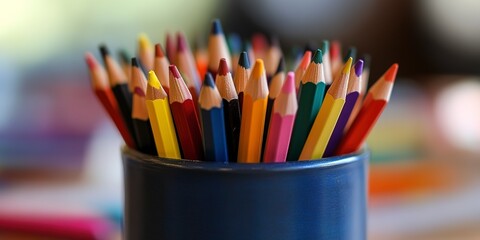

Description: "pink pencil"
263 72 298 163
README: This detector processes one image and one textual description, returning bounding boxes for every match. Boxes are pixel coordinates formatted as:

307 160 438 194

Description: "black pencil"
216 58 241 162
131 58 157 155
99 44 138 148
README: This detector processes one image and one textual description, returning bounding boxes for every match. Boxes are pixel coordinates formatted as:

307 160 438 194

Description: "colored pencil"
169 65 204 160
265 36 282 78
146 70 181 159
227 32 242 73
244 41 256 69
176 31 201 101
346 54 370 131
233 51 251 112
262 57 285 159
193 33 209 78
251 33 268 61
324 59 364 157
294 50 312 91
165 32 176 64
299 57 352 160
98 44 137 147
199 73 229 162
138 33 154 71
287 49 326 161
330 40 342 79
321 40 333 88
131 58 157 155
85 52 135 148
263 72 297 163
118 49 132 80
153 43 170 95
237 59 269 163
216 58 241 162
343 47 357 63
207 19 231 75
336 63 398 155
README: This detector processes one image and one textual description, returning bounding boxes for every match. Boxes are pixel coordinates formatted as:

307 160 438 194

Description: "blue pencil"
199 73 229 162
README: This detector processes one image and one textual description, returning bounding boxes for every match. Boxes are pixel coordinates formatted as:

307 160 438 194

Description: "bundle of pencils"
85 18 398 163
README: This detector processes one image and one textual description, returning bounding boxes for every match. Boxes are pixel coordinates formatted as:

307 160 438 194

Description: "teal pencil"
286 49 326 161
199 73 229 162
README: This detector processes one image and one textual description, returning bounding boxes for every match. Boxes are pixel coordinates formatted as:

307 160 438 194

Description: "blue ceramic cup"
122 147 368 240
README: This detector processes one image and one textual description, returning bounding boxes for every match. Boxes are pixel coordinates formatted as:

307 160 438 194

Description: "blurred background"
1 0 480 239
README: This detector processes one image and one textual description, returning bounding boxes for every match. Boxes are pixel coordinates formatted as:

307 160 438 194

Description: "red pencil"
165 32 177 64
168 65 204 160
85 52 135 148
176 32 201 102
336 63 398 155
153 43 170 95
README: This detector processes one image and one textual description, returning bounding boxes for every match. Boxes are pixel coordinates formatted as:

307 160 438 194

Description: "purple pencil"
324 60 364 157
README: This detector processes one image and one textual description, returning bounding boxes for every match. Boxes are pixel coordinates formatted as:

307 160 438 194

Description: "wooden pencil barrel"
122 147 368 240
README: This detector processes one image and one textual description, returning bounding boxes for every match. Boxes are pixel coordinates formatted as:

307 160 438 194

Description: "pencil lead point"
251 59 265 78
321 40 329 54
312 49 323 64
85 52 96 70
218 58 229 76
155 44 165 58
169 65 181 78
342 57 353 75
131 57 139 68
354 60 364 77
239 51 250 68
282 71 296 93
211 19 223 35
203 72 215 87
148 70 161 88
384 63 399 82
99 44 109 57
343 47 357 63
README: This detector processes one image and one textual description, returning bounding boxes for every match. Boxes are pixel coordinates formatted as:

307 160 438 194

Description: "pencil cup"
122 147 368 240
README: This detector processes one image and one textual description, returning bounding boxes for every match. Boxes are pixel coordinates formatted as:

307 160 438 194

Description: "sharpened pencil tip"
169 65 181 78
148 70 161 89
321 40 329 54
312 49 323 64
343 47 356 63
218 58 229 76
299 51 312 70
384 63 399 82
251 59 265 78
85 52 97 70
131 57 139 67
361 54 371 69
176 32 188 52
354 60 364 77
282 72 295 93
155 44 165 58
99 44 109 57
203 73 215 87
138 33 152 49
118 49 130 64
239 51 250 68
211 19 223 35
342 57 353 75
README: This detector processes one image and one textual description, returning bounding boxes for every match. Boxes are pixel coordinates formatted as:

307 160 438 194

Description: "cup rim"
122 146 368 173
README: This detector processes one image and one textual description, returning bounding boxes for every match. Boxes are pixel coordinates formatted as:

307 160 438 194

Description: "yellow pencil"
237 59 269 163
299 57 352 160
146 70 181 159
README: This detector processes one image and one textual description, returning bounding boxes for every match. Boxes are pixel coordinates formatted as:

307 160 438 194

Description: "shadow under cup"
122 147 368 240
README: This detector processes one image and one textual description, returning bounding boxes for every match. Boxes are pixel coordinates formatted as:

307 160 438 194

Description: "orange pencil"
85 53 135 148
336 64 398 155
294 50 312 91
207 19 231 75
153 43 170 95
237 59 269 163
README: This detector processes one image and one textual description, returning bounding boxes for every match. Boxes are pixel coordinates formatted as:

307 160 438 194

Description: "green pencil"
286 49 326 161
